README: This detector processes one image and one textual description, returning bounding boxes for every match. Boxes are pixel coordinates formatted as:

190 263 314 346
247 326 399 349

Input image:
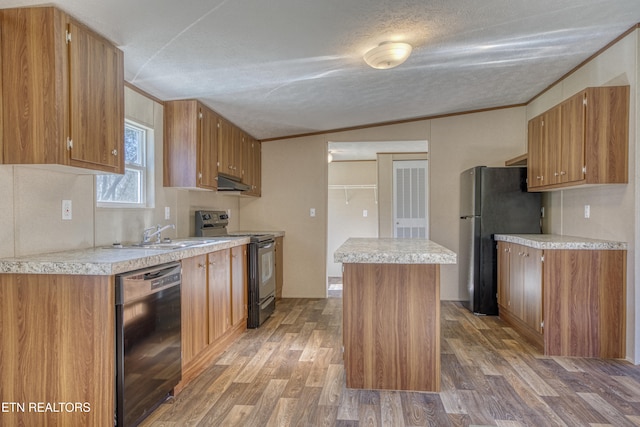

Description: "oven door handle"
259 242 274 250
260 294 275 309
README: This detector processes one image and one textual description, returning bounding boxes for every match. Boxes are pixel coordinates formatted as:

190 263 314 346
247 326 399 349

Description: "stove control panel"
195 210 229 236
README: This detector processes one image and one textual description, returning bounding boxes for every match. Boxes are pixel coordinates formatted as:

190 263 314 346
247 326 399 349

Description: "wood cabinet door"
68 20 124 173
522 247 543 333
241 135 261 196
544 106 562 185
241 132 253 187
230 245 247 327
208 249 231 342
199 106 219 189
527 115 546 189
181 255 208 367
584 86 629 185
497 242 510 310
509 244 525 319
217 117 234 176
560 92 585 184
0 7 67 166
527 116 542 188
163 100 199 187
252 139 262 196
230 126 243 178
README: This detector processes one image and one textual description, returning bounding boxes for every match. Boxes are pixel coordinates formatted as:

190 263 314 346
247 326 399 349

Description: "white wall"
527 30 639 363
327 161 378 277
240 110 526 299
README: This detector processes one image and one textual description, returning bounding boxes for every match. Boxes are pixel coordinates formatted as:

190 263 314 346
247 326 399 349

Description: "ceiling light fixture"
363 41 413 70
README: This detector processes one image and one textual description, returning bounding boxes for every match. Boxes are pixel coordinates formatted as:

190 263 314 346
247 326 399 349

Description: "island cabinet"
335 238 457 393
496 235 626 358
527 86 629 191
179 245 247 389
0 6 124 174
164 100 219 190
0 273 115 427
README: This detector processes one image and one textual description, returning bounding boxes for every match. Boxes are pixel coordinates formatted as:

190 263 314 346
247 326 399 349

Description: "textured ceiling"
4 0 640 140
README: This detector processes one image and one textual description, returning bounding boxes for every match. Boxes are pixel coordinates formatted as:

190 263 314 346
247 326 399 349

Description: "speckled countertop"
334 238 457 264
0 236 250 276
494 234 627 250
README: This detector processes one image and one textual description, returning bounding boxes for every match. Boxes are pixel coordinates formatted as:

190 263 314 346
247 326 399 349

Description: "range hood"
217 174 251 191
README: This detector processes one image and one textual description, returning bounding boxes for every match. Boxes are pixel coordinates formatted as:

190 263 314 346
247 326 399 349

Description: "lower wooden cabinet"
180 245 247 375
181 255 209 365
208 249 231 342
497 242 543 348
543 249 626 358
497 241 626 358
231 245 247 327
0 274 115 427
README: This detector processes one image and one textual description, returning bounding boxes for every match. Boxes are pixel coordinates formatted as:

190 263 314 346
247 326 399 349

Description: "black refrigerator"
458 166 541 315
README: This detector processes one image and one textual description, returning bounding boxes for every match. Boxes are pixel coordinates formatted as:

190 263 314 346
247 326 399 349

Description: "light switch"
310 208 316 217
363 209 368 217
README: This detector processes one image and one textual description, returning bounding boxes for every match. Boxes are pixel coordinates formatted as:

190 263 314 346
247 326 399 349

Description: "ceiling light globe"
364 42 413 70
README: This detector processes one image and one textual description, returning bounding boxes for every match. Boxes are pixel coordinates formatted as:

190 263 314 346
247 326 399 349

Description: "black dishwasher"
115 262 182 426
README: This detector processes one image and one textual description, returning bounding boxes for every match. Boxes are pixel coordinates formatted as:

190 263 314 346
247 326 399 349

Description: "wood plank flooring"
141 294 640 427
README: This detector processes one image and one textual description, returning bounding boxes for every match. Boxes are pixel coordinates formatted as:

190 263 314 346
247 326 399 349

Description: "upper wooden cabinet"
0 6 124 174
164 99 261 196
527 86 629 191
164 100 219 190
217 117 243 179
242 134 262 197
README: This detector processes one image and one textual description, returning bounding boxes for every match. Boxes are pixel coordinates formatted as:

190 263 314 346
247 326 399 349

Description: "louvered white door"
393 160 428 238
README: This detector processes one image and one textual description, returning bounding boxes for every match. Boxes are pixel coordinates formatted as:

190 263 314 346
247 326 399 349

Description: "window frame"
96 119 154 209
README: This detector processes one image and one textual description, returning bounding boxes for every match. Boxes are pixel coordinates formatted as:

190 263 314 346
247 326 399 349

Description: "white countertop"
0 237 250 276
494 234 627 250
334 237 457 264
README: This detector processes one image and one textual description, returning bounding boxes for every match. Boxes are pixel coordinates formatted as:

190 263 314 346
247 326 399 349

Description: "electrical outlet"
164 206 171 220
62 200 72 220
584 204 590 219
363 209 368 217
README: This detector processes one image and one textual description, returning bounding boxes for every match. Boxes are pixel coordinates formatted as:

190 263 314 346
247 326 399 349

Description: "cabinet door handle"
111 149 118 156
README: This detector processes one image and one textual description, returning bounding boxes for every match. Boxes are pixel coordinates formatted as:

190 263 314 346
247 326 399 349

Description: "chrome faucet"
142 224 175 244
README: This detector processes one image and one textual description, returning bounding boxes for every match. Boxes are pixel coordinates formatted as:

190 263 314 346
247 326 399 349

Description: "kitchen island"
334 238 456 392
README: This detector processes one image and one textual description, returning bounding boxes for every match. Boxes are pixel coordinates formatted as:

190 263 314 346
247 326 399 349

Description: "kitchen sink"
105 239 229 250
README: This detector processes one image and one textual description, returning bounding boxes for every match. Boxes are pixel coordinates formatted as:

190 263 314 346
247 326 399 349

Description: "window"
96 121 152 207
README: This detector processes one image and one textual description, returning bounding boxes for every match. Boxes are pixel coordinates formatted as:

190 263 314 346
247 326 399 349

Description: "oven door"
248 238 276 328
258 240 276 299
